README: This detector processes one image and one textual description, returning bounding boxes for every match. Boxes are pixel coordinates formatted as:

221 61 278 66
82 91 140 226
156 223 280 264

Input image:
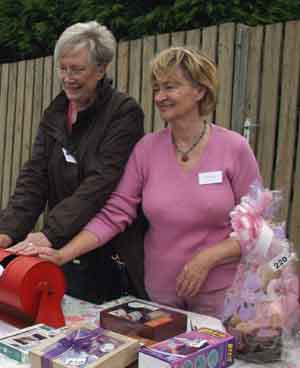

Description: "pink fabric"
86 124 261 303
67 101 77 133
148 286 228 319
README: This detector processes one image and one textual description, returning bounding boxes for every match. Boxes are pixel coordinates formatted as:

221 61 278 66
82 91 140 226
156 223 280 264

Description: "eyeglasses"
57 66 88 78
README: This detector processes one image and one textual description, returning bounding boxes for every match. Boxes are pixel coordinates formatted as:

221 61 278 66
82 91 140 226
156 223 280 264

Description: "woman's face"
153 67 205 124
58 46 105 107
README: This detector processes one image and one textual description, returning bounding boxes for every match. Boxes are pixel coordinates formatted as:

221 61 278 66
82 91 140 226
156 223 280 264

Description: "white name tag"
198 171 223 185
62 147 77 164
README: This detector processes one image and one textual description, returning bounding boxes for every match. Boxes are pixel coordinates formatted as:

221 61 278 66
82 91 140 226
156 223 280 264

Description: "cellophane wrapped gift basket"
222 182 300 364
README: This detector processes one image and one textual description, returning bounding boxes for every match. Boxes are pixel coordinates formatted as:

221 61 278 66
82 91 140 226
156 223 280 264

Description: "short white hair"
54 21 116 66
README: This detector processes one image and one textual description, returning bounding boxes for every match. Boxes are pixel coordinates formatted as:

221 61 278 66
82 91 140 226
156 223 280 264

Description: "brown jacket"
0 77 147 300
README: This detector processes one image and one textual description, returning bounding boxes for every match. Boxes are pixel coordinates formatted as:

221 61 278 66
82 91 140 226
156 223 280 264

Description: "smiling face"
153 67 205 124
58 46 106 109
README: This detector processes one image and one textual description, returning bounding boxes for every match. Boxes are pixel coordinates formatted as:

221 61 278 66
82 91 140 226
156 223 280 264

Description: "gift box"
100 300 187 342
0 323 59 363
29 324 139 368
139 327 235 368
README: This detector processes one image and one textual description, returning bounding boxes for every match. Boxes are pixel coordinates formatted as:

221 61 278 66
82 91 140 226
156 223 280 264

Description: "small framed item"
0 323 59 363
139 328 236 368
29 324 139 368
100 300 187 342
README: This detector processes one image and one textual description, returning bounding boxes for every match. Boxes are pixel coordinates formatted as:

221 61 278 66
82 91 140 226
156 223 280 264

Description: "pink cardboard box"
139 328 235 368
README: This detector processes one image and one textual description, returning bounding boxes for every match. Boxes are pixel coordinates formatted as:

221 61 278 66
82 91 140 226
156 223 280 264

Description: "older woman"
16 47 261 318
0 21 145 303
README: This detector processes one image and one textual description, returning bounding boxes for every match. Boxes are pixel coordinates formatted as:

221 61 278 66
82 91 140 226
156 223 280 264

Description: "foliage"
0 0 299 62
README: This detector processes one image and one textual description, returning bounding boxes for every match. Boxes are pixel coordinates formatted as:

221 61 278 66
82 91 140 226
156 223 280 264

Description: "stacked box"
100 300 187 342
139 328 235 368
0 323 59 363
29 324 139 368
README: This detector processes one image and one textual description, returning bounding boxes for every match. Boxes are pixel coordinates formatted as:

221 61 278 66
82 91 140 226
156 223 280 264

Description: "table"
0 295 298 367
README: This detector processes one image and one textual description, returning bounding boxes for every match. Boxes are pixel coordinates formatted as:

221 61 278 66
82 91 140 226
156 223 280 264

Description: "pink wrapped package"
222 182 300 364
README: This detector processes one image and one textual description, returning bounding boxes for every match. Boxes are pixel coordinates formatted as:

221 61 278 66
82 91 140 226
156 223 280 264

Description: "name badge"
62 147 77 164
198 171 223 185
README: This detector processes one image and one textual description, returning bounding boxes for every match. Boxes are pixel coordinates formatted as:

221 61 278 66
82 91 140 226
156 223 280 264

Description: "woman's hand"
176 251 212 297
176 239 241 297
8 229 101 266
37 229 100 266
8 232 52 255
37 247 65 266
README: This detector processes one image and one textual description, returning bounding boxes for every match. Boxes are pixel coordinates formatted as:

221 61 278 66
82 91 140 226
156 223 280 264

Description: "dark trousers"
62 246 134 304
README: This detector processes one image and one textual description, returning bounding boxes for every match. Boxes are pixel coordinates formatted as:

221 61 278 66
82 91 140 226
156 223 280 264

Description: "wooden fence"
0 21 299 251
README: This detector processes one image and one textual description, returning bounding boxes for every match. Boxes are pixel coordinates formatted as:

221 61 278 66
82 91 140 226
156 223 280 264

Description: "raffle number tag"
269 250 293 272
65 354 89 366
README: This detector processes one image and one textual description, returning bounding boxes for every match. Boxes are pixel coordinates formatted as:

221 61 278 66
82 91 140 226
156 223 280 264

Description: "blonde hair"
54 21 116 66
150 47 218 116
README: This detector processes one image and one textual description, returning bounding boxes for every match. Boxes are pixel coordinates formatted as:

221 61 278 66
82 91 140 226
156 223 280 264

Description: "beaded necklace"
171 121 207 162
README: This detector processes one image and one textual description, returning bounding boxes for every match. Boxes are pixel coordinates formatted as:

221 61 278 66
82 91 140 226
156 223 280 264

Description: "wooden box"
29 325 139 368
100 300 187 342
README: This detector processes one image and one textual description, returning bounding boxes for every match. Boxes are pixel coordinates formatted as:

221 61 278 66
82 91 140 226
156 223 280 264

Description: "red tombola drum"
0 248 66 328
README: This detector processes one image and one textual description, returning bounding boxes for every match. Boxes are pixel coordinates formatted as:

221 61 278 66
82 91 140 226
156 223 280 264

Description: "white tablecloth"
0 295 298 368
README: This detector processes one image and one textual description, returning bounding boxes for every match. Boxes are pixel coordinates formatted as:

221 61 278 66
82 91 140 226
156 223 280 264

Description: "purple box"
139 328 235 368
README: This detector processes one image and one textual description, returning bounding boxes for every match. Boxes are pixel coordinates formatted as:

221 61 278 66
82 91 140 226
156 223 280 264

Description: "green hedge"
0 0 299 62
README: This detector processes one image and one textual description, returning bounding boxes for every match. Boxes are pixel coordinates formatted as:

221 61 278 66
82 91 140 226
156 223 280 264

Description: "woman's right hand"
37 247 66 266
8 232 52 255
7 239 66 265
9 229 99 266
39 230 100 266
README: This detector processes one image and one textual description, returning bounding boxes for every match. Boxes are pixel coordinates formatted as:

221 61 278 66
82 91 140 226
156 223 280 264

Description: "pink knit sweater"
86 124 261 296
